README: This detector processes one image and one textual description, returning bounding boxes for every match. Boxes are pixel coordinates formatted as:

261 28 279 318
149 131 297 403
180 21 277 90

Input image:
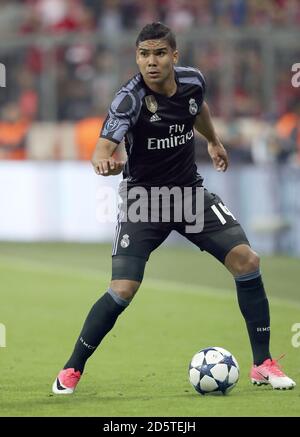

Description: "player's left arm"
194 101 228 172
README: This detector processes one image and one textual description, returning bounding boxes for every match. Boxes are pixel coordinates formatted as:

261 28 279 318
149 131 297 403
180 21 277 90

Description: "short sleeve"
197 69 206 97
194 69 206 114
176 66 206 114
100 89 141 144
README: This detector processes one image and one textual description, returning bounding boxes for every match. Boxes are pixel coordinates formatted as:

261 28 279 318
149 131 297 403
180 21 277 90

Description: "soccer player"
52 22 295 394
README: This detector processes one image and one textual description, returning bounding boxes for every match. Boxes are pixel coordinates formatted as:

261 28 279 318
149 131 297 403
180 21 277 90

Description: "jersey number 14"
211 202 236 225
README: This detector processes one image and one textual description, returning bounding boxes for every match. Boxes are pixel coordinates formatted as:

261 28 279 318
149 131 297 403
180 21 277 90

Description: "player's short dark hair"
136 22 176 50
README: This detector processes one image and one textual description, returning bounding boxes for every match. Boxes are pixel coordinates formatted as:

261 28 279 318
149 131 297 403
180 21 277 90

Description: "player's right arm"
91 138 125 176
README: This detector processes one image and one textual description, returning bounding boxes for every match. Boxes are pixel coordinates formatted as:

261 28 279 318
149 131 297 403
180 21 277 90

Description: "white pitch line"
0 254 299 309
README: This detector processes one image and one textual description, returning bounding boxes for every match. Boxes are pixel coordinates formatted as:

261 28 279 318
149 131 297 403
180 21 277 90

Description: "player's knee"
236 250 260 275
110 279 141 300
225 245 260 276
241 250 260 274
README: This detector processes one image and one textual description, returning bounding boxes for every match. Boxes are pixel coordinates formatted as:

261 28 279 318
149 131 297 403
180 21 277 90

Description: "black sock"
64 288 130 373
235 270 271 366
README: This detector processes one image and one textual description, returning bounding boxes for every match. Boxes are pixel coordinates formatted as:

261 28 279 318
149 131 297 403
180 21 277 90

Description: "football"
188 346 239 395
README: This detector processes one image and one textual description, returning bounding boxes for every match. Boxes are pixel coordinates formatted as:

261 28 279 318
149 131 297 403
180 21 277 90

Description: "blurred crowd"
0 0 300 164
1 0 300 35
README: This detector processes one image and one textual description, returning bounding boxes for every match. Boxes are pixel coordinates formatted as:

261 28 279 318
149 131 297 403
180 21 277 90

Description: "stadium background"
0 0 300 418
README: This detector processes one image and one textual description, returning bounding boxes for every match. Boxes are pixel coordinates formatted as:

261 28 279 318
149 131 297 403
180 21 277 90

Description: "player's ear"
173 50 179 65
136 47 142 65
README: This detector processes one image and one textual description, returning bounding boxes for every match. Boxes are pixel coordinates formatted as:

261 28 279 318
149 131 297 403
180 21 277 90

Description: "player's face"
136 39 178 85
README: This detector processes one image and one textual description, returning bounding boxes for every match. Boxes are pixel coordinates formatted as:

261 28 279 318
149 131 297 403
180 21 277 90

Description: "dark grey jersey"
100 66 206 187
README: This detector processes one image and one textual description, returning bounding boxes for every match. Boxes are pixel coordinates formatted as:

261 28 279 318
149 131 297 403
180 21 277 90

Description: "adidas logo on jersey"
150 113 161 122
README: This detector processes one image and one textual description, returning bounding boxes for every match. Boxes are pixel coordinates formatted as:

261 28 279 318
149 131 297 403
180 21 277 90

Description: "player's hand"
207 141 229 172
92 157 125 176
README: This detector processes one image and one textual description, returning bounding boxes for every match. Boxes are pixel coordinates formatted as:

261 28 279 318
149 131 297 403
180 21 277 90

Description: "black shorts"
112 185 249 264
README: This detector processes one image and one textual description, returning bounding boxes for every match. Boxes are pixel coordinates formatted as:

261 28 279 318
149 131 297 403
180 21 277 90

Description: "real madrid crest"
189 98 198 115
145 95 158 114
120 234 130 248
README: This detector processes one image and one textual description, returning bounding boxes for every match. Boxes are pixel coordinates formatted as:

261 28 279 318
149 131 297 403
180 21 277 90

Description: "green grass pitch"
0 242 299 417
